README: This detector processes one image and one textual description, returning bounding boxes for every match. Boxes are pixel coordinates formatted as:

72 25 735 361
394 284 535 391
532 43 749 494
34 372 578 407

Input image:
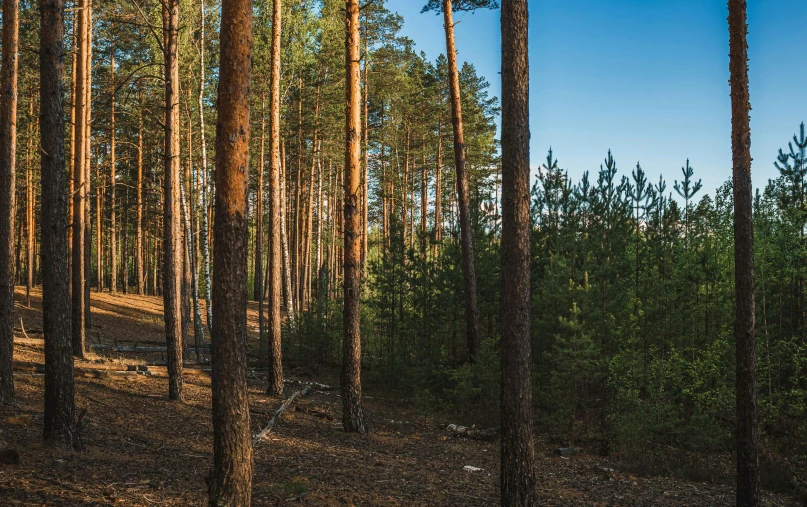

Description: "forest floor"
0 288 801 506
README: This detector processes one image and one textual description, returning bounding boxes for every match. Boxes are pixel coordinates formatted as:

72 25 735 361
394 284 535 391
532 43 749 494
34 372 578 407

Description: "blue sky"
390 0 807 198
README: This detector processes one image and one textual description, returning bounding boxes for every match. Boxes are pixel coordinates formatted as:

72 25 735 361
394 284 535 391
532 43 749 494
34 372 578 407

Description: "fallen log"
253 386 313 444
13 360 209 378
445 424 497 442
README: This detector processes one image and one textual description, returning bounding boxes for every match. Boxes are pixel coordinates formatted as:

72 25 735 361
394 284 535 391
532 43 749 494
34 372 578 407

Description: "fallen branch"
445 423 497 442
253 386 312 444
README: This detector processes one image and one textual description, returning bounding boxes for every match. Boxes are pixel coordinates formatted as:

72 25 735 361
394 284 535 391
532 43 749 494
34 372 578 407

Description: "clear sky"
390 0 807 198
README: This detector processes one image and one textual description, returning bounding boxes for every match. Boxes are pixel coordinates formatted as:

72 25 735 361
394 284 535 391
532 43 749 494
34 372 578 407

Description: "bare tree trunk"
40 0 79 447
500 1 535 504
442 0 481 363
71 0 87 357
208 0 254 500
137 91 144 295
257 93 266 358
163 0 184 401
95 151 102 292
267 0 284 395
109 52 117 294
420 152 428 260
83 0 92 328
280 142 295 325
199 0 212 336
728 1 759 505
362 24 369 271
0 0 19 403
342 0 367 434
25 95 35 308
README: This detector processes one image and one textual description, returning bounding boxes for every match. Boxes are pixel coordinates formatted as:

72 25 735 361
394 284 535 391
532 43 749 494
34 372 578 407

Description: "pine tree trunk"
267 0 284 395
83 1 92 328
208 0 254 501
109 53 117 294
25 97 35 308
40 0 79 447
163 0 184 401
500 1 536 504
0 0 19 404
71 0 87 357
362 26 369 271
342 0 367 434
281 141 295 324
95 153 102 292
137 91 145 295
728 1 760 505
257 93 266 359
442 0 481 363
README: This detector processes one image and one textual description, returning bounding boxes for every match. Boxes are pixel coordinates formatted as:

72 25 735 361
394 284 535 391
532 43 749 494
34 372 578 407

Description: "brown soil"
0 288 799 506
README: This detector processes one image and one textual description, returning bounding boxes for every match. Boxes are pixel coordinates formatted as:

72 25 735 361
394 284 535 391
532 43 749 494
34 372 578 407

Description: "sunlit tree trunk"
163 0 184 401
728 1 760 505
500 1 535 504
256 93 266 359
342 0 367 434
199 0 212 336
71 0 88 357
208 0 254 500
109 52 117 294
0 0 19 404
25 91 35 308
441 0 481 363
280 141 295 325
267 0 284 395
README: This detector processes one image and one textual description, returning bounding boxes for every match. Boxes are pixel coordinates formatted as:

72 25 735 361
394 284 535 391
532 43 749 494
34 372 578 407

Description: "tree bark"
342 0 367 434
208 0 254 501
500 1 535 504
280 142 295 324
137 91 145 295
71 0 87 357
83 0 92 328
0 0 20 404
257 93 266 359
199 0 212 336
109 52 117 294
163 0 184 401
25 91 35 308
728 1 759 505
267 0 284 396
441 0 481 363
40 0 79 447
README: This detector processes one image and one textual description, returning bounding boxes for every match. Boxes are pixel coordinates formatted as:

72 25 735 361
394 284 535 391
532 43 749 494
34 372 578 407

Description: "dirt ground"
0 288 800 506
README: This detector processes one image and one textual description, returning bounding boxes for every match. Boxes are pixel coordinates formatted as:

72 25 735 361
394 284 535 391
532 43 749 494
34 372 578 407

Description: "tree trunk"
257 93 266 359
728 1 760 505
362 24 369 271
137 91 144 295
25 98 35 308
342 0 367 434
40 0 79 447
95 151 102 292
267 0 284 396
163 0 184 401
71 0 88 358
109 52 117 294
280 142 295 325
442 0 481 363
208 0 254 501
0 0 19 404
83 0 92 329
500 1 535 504
199 0 212 337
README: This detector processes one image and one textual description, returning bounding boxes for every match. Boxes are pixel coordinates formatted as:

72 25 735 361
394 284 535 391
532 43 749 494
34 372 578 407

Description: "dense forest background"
3 0 804 492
